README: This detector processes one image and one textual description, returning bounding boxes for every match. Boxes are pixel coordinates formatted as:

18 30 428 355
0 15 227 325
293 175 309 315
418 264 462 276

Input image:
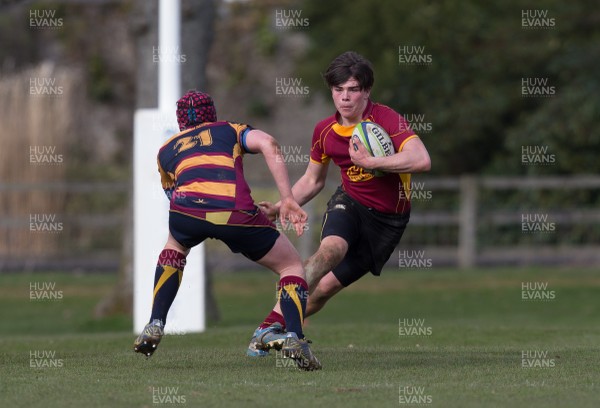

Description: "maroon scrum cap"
176 90 217 131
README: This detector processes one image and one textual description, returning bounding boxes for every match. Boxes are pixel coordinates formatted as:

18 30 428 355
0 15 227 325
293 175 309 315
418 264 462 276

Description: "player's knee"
165 234 190 255
317 241 346 267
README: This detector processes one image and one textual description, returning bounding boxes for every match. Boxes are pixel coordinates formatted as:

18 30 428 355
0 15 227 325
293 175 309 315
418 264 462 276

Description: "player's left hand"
278 197 308 237
258 201 279 221
349 136 375 170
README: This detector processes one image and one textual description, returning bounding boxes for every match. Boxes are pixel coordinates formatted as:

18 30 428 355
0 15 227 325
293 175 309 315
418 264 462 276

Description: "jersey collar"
332 99 374 137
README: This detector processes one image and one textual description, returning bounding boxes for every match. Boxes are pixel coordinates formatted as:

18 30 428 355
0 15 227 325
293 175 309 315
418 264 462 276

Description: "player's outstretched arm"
291 161 329 206
349 136 431 174
258 159 329 221
244 129 307 236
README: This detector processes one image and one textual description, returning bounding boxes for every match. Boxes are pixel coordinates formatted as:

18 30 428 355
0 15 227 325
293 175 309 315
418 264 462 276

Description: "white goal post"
133 0 205 335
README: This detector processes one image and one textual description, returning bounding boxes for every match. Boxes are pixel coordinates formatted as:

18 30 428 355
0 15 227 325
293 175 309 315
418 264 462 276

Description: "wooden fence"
1 176 599 272
409 175 600 267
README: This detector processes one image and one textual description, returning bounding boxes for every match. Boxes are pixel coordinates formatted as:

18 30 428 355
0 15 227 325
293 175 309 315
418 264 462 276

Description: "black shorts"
321 187 410 287
169 208 280 261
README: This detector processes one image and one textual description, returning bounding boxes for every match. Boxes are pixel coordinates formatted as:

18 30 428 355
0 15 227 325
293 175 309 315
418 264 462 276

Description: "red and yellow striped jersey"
157 121 255 219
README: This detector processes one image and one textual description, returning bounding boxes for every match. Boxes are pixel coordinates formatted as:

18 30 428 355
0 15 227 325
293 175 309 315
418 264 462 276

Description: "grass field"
1 267 599 407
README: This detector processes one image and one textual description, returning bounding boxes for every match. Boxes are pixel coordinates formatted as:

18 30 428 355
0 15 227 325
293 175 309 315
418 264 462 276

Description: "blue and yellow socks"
150 249 187 324
277 276 308 339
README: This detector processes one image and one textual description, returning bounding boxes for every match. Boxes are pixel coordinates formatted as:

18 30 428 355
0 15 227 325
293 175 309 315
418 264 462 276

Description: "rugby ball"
352 121 394 176
352 121 394 158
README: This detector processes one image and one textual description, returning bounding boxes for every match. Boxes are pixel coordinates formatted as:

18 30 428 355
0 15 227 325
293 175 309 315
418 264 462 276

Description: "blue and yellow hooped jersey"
157 121 255 217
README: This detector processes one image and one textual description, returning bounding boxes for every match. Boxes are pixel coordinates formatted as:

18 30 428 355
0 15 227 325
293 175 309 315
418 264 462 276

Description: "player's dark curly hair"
323 51 374 90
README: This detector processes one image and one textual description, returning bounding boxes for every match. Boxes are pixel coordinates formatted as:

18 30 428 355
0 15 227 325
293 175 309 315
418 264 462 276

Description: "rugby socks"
278 276 308 339
150 249 187 325
258 310 286 330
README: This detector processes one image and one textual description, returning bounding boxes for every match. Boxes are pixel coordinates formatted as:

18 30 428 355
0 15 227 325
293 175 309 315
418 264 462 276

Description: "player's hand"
349 136 375 169
258 201 280 221
278 197 308 237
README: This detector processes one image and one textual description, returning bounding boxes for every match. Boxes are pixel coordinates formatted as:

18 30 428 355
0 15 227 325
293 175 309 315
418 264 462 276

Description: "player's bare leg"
304 236 348 291
256 233 304 279
305 271 344 317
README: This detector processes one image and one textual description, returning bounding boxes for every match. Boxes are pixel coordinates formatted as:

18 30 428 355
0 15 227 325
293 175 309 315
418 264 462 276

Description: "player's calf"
305 237 347 290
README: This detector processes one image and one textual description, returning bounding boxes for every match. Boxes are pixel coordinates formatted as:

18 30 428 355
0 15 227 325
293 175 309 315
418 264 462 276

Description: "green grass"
1 268 599 407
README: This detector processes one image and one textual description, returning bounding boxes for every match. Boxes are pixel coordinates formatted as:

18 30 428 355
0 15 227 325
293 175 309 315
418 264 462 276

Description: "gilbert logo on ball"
352 121 394 177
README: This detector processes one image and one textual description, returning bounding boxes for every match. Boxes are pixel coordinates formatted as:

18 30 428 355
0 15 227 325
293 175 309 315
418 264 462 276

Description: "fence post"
458 175 477 268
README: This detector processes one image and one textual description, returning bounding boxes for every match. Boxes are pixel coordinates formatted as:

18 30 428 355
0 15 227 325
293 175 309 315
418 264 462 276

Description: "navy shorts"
169 208 280 261
321 188 410 287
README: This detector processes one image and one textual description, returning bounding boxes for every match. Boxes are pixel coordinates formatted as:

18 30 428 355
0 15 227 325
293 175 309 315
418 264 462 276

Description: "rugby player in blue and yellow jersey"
133 91 321 371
